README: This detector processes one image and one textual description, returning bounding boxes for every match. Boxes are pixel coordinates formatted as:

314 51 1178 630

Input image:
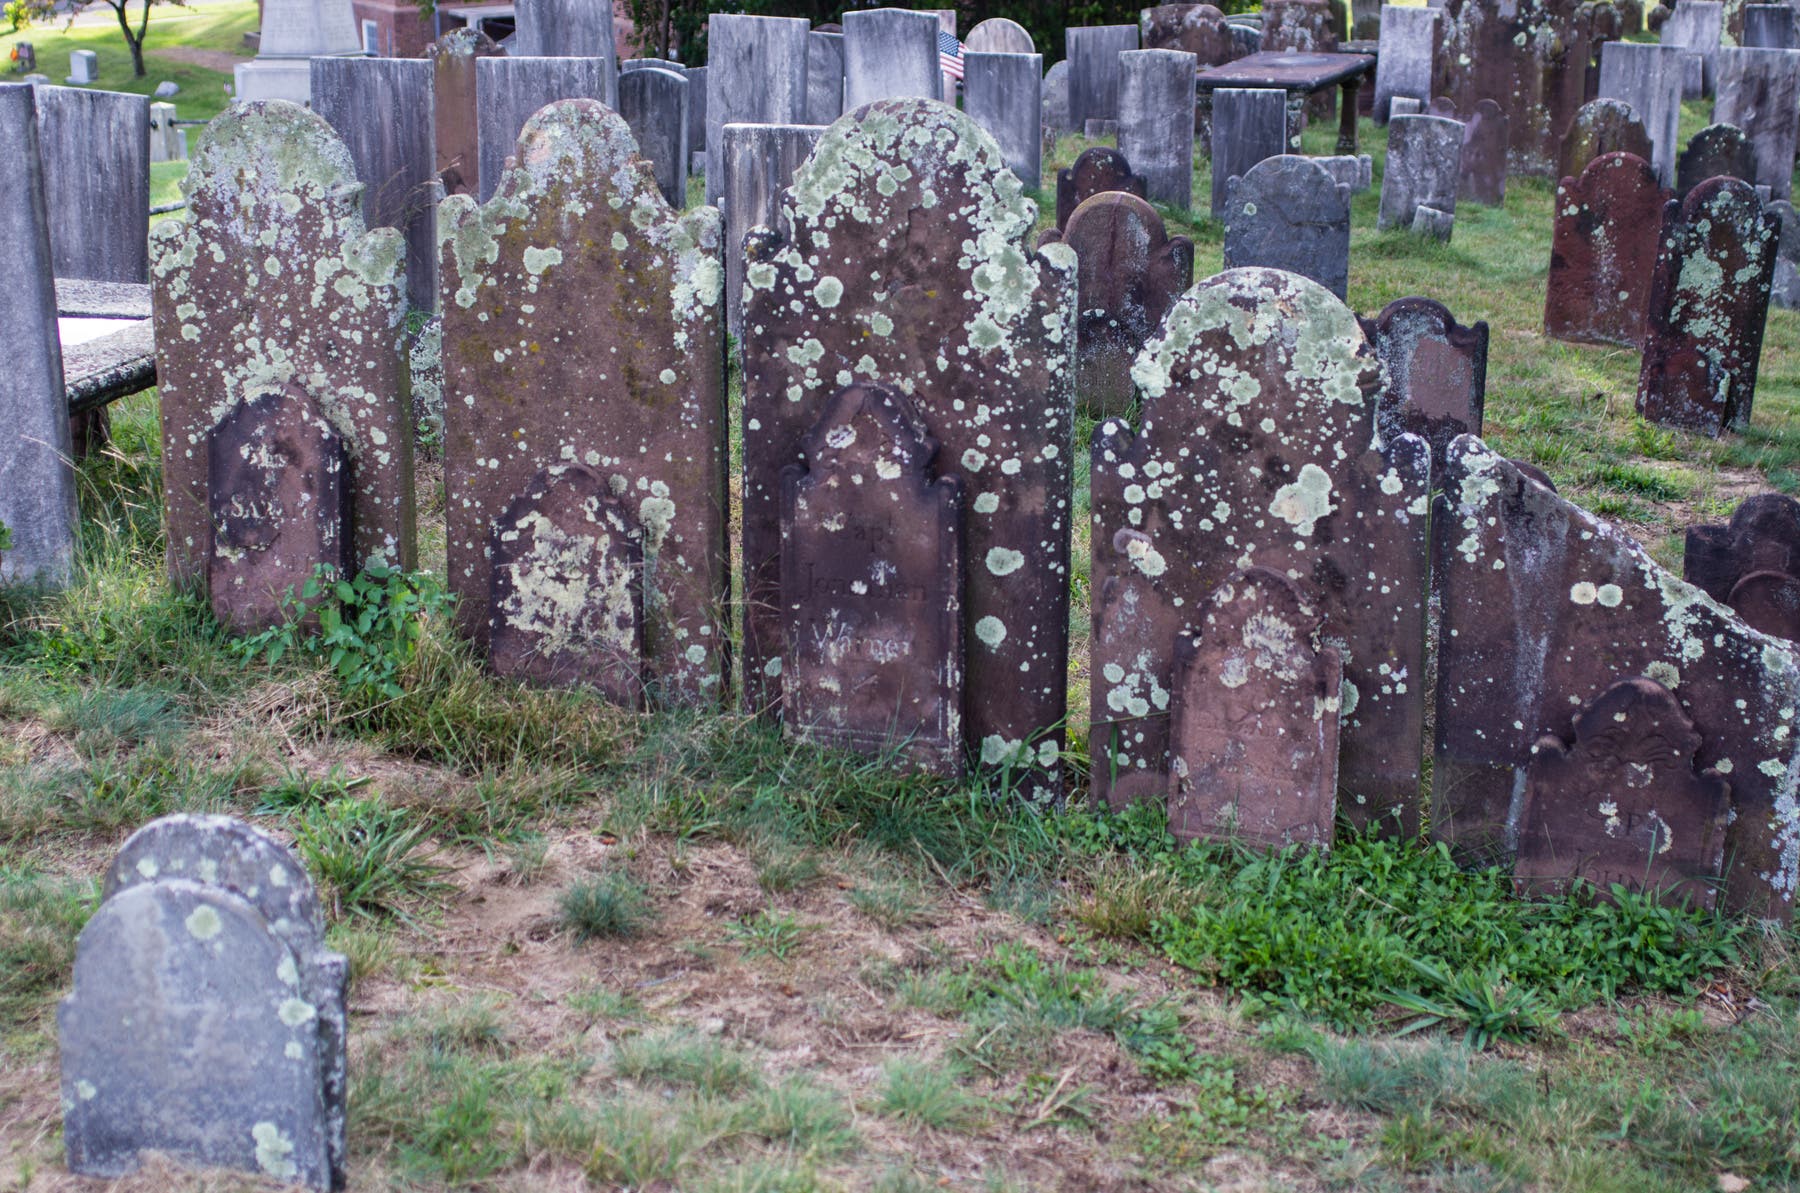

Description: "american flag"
939 28 964 81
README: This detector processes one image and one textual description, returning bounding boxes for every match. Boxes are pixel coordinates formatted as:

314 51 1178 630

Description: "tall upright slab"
705 15 810 204
1377 114 1462 236
1432 96 1508 206
1372 5 1438 122
963 51 1043 190
618 66 689 208
806 30 845 126
843 8 941 108
1744 3 1798 44
150 101 413 593
475 56 613 201
440 100 728 702
30 84 150 284
720 122 825 337
1222 155 1352 300
740 99 1076 796
1660 0 1724 94
1597 41 1686 184
1090 269 1431 832
429 28 503 201
1361 296 1488 476
1430 0 1591 174
1067 24 1141 132
1713 47 1800 200
1432 437 1800 921
1557 96 1653 181
512 0 620 89
1545 151 1669 348
1118 49 1196 211
1209 87 1287 219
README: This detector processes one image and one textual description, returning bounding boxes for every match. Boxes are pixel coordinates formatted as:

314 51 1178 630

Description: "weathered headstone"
1222 154 1352 299
1209 87 1287 219
1770 197 1800 308
1545 151 1670 348
1598 41 1686 184
440 100 727 701
705 15 810 204
1372 4 1437 122
1118 49 1196 211
1039 191 1195 419
30 84 150 285
1056 146 1148 230
1676 120 1754 195
512 0 620 92
1431 0 1593 176
1713 47 1800 200
475 56 613 201
1686 494 1800 638
1433 437 1800 921
1744 2 1798 43
1361 297 1489 475
1042 59 1072 135
964 51 1043 190
1637 176 1778 435
1312 151 1373 192
1377 114 1462 238
720 122 825 337
842 8 940 108
740 99 1076 796
428 28 503 201
1141 3 1243 66
806 30 845 126
964 16 1035 54
617 65 689 207
621 57 684 74
1262 0 1341 50
151 101 413 595
1557 96 1654 180
66 49 97 85
1431 95 1509 206
1091 268 1431 832
1067 24 1141 132
1660 0 1724 95
1166 567 1344 848
780 383 964 775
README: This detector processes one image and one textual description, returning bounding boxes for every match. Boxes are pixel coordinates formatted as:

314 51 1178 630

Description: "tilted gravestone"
806 30 844 126
964 16 1035 54
1377 114 1462 239
1141 3 1243 65
475 56 613 202
1660 0 1723 95
720 122 825 337
1713 48 1800 201
1118 49 1196 211
1056 146 1148 230
1039 191 1195 419
705 15 810 204
1166 567 1343 848
1743 2 1798 44
1067 24 1141 132
1360 296 1489 477
512 0 619 82
30 84 150 285
1431 95 1508 206
1770 198 1800 309
1432 437 1800 922
1222 154 1351 300
1090 269 1432 832
963 51 1043 190
428 28 503 202
439 100 728 702
62 814 349 1190
150 101 414 597
740 99 1076 797
1557 97 1653 182
780 383 965 775
843 8 940 108
1209 87 1287 219
1598 40 1686 184
1513 676 1732 907
1637 176 1778 435
617 65 689 208
1545 150 1670 348
1043 59 1073 135
1675 121 1754 196
1430 0 1592 176
1372 4 1438 122
1686 494 1800 639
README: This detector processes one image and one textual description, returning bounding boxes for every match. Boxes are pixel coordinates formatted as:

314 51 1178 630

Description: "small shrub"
236 563 455 699
734 1075 857 1152
558 871 654 941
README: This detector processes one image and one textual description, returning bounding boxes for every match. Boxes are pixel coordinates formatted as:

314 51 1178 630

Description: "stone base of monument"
235 55 363 105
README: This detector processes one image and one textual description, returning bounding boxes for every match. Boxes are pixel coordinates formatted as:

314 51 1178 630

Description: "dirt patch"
151 46 246 72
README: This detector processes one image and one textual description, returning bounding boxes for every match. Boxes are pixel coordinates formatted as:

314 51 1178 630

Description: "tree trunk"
113 1 147 76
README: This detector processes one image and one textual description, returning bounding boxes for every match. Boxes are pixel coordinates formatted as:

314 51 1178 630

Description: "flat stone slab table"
55 279 156 413
1196 50 1376 154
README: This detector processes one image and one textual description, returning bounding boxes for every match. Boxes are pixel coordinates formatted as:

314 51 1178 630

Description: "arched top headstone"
1054 145 1148 229
1559 97 1653 181
1140 3 1241 63
184 100 362 225
964 16 1035 54
1675 120 1753 196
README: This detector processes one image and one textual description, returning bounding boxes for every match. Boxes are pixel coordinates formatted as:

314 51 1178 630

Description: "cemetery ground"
3 119 1800 1193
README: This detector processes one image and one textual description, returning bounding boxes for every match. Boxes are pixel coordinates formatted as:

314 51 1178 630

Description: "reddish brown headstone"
1685 494 1800 600
1167 567 1344 848
1432 0 1592 176
1637 176 1778 436
1557 97 1653 182
1675 121 1755 198
1360 296 1488 477
1726 572 1800 641
1141 3 1245 66
1039 191 1195 420
1544 151 1669 348
1091 268 1431 834
1432 96 1509 205
439 100 728 703
780 383 965 776
1262 0 1340 51
1513 677 1731 908
1054 146 1149 230
429 28 504 201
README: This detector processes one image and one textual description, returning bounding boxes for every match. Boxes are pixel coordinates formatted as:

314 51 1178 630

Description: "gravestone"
475 56 613 201
1209 87 1287 219
1229 19 1265 56
1433 437 1800 921
1118 49 1196 211
1141 3 1243 66
1770 198 1800 308
720 122 825 337
1431 0 1593 176
512 0 621 90
705 15 809 204
1166 567 1343 848
1513 677 1731 906
310 58 436 310
1360 297 1489 475
1744 2 1798 43
1067 24 1141 132
1545 151 1670 347
1373 4 1438 122
62 815 348 1190
1637 176 1778 435
1312 152 1373 192
843 8 940 108
1039 191 1195 419
1714 48 1800 200
66 49 97 85
806 30 844 126
1557 97 1654 180
440 100 728 702
1661 0 1723 94
617 65 689 207
687 64 708 165
428 28 503 201
1431 96 1509 206
780 383 964 775
740 99 1076 797
1091 268 1432 832
1221 154 1352 299
621 57 684 74
1056 146 1148 230
1388 96 1424 117
30 85 150 285
1262 0 1340 50
0 84 76 589
1719 571 1800 640
1377 114 1462 238
1043 59 1072 135
1686 494 1800 637
151 101 413 594
965 16 1035 54
1676 120 1754 195
964 51 1043 189
1598 41 1686 185
234 0 362 104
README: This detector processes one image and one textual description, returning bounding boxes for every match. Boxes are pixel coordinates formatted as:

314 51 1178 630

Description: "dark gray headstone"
686 64 707 158
843 8 940 108
31 84 150 284
1067 24 1140 131
1714 47 1800 200
1372 5 1438 122
705 15 810 204
1660 0 1723 94
806 30 844 126
1598 40 1685 184
1118 48 1196 211
512 0 620 90
963 51 1042 190
475 55 612 201
1222 154 1351 299
1744 3 1798 43
1676 120 1754 196
1558 96 1654 181
1771 197 1800 308
1055 146 1147 229
1042 58 1072 134
1378 113 1463 238
1209 87 1287 219
1361 296 1488 476
721 122 825 338
618 65 689 207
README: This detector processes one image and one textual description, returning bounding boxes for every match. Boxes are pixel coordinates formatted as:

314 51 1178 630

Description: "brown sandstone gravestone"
1141 3 1245 66
1166 567 1343 848
1558 97 1654 181
1675 120 1754 197
1360 296 1489 477
780 383 965 776
1545 151 1670 348
439 99 728 704
429 28 504 201
1432 0 1592 176
1055 146 1148 231
1686 493 1800 639
1431 95 1509 206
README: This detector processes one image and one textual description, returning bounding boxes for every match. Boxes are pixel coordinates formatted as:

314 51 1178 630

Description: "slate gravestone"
964 52 1043 189
779 383 965 775
686 65 708 160
1378 114 1462 238
1433 438 1800 921
429 28 503 201
1676 121 1754 195
1141 4 1243 66
30 85 150 285
1067 24 1141 131
1091 269 1432 832
843 8 939 108
1513 677 1732 906
705 15 810 204
1360 297 1489 475
440 100 728 703
1313 152 1373 192
1599 41 1686 184
1118 49 1196 211
1209 87 1287 219
1056 146 1148 230
1166 567 1344 848
1043 59 1072 134
1222 154 1351 299
721 122 825 337
1638 176 1778 435
475 56 612 201
1545 150 1670 347
512 0 619 85
1038 191 1195 419
965 16 1035 53
618 66 689 207
1430 0 1592 175
1744 2 1798 43
151 101 413 594
0 84 77 589
622 57 684 74
1770 198 1800 309
1686 494 1800 637
1372 5 1438 122
1661 0 1723 94
806 30 844 126
1388 96 1424 117
310 58 436 310
1558 96 1654 180
740 99 1076 798
1714 48 1800 200
62 815 349 1190
488 465 646 703
1431 96 1508 205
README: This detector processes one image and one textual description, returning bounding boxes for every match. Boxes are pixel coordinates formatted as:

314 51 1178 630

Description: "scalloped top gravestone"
1430 95 1509 205
1360 296 1489 477
1545 151 1670 348
1222 154 1352 300
1055 146 1148 230
740 99 1077 797
1430 0 1592 175
1675 120 1753 196
1713 47 1800 201
149 101 414 594
1090 269 1431 832
1377 114 1462 238
439 100 728 703
429 28 503 201
1557 97 1653 182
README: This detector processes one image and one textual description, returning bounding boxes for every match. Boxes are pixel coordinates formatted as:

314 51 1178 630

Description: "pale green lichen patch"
185 904 222 940
252 1122 298 1179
